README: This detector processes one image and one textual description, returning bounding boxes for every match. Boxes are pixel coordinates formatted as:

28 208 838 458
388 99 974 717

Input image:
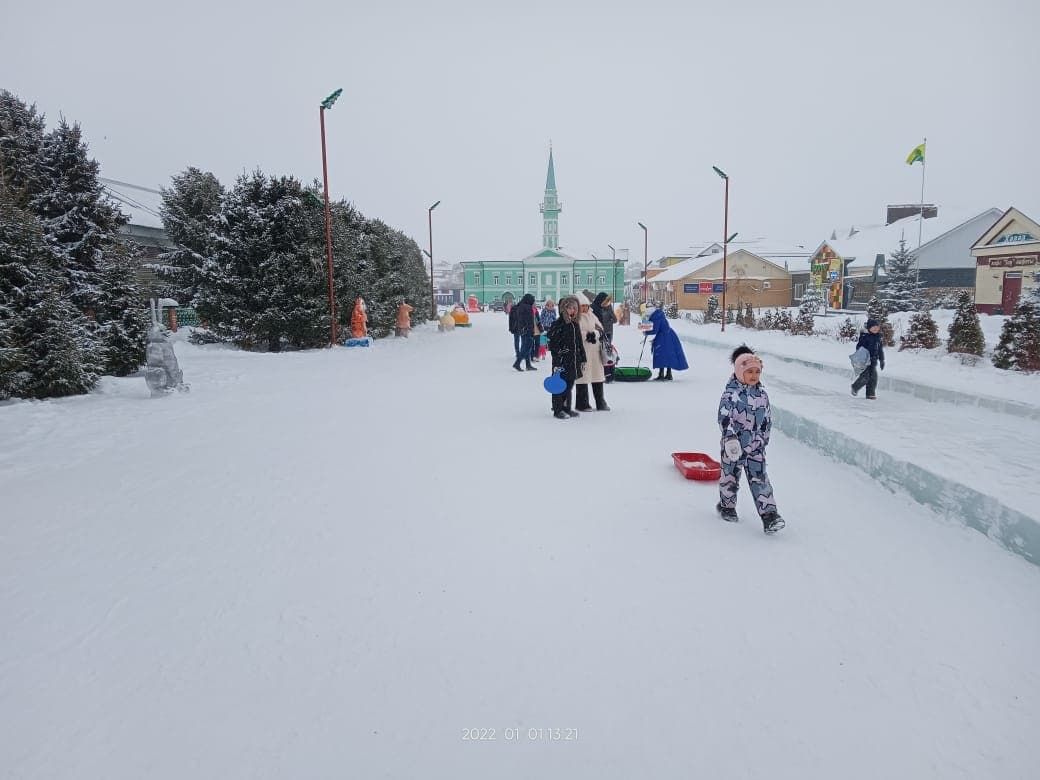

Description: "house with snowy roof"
970 206 1040 314
807 205 1002 309
100 178 175 297
648 246 796 312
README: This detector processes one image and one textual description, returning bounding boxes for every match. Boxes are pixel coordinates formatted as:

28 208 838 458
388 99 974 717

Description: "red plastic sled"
671 452 721 481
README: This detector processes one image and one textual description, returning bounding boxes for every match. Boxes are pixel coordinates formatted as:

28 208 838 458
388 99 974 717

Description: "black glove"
879 360 885 371
585 332 597 344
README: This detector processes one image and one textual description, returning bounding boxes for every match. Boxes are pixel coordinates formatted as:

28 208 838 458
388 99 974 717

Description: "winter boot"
850 384 859 396
761 512 785 534
664 368 673 381
654 369 666 381
525 360 537 370
575 384 593 411
513 360 523 372
592 382 610 411
554 410 569 420
716 503 738 522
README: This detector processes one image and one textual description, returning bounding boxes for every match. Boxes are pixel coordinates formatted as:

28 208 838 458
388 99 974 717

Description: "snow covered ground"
2 314 1038 779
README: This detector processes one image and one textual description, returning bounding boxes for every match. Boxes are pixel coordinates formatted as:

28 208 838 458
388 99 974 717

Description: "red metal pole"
428 208 436 319
721 176 729 333
320 106 337 345
643 227 648 305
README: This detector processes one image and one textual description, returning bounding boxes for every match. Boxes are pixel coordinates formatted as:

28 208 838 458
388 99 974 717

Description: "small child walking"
716 345 784 534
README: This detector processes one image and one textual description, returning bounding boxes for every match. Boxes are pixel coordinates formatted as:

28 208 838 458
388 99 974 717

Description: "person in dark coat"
547 295 586 419
851 318 885 399
645 307 689 380
591 292 617 343
511 293 538 372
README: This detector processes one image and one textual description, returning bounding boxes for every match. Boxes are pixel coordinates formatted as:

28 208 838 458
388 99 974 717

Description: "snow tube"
613 366 652 382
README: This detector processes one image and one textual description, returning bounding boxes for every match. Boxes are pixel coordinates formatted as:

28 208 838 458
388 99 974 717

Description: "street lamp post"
712 166 730 332
637 222 648 306
607 243 616 300
591 253 598 294
428 200 440 319
319 87 343 345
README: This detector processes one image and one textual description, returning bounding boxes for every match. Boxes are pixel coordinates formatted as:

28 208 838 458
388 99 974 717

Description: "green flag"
906 142 925 165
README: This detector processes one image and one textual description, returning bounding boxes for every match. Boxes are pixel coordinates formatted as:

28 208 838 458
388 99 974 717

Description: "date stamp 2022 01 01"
461 727 578 742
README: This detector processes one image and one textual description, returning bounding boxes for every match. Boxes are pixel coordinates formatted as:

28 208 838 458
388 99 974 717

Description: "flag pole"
916 137 926 288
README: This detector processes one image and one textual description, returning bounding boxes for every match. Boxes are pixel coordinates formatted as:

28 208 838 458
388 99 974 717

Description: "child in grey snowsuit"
716 346 784 534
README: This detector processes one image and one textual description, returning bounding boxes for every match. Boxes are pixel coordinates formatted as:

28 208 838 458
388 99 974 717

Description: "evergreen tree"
16 288 103 398
154 167 224 305
703 295 719 323
0 90 47 206
96 244 149 375
900 310 939 350
992 286 1040 372
880 238 925 312
799 284 824 316
774 309 793 331
757 309 775 330
30 118 127 315
725 304 736 324
837 316 858 341
743 302 755 329
866 295 895 346
946 291 985 357
196 171 328 350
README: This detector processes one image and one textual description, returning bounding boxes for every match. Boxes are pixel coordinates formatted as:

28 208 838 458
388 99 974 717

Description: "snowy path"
2 315 1038 779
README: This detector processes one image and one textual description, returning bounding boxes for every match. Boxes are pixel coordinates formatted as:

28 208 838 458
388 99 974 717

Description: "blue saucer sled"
344 336 371 348
543 370 566 394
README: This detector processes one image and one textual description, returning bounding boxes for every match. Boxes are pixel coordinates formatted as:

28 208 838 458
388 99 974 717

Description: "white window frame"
493 273 500 285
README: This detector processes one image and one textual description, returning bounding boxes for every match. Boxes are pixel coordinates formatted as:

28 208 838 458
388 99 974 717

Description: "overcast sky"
4 0 1038 264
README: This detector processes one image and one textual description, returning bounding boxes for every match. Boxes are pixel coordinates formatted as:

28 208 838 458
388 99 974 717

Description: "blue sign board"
683 283 699 293
712 282 725 293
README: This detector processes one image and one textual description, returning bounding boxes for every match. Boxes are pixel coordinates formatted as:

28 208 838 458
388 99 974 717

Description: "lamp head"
321 88 343 110
429 200 441 211
638 221 647 231
712 166 728 179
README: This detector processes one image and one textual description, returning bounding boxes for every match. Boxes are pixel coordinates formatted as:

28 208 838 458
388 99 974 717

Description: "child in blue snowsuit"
717 346 784 534
645 308 689 380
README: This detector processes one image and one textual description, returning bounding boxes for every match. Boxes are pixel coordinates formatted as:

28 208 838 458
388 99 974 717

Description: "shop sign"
712 282 726 293
995 233 1035 245
683 283 699 293
990 255 1038 268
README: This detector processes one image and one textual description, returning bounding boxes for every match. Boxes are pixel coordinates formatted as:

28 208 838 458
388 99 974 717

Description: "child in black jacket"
851 318 885 399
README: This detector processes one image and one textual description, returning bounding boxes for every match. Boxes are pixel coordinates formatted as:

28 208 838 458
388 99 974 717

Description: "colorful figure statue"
351 297 368 339
395 301 414 337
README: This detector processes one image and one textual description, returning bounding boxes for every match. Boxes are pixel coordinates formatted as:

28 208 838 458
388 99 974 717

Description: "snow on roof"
650 253 726 282
100 178 164 230
822 207 1002 267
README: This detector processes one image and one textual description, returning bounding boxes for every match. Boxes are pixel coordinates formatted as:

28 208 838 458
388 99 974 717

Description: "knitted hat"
865 318 879 328
734 353 763 379
575 292 591 306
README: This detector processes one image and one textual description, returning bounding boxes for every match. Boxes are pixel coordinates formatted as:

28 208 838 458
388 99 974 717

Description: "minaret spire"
540 144 562 249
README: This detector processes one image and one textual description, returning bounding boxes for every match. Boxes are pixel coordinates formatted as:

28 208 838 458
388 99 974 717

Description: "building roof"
100 178 165 230
818 207 1002 269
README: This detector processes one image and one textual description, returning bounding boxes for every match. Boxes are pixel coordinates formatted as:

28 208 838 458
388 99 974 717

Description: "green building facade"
462 149 624 306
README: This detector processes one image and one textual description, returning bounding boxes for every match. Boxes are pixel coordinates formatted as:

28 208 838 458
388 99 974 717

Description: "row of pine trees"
153 169 431 351
1 90 148 400
2 89 434 400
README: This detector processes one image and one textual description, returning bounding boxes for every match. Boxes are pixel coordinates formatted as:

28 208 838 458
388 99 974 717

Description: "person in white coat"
573 292 610 411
